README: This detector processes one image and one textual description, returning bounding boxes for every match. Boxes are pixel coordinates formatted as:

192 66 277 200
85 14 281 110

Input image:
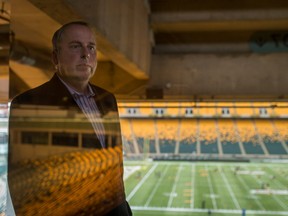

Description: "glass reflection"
8 105 127 215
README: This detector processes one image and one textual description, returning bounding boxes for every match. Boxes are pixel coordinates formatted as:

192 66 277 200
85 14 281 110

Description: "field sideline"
124 161 288 216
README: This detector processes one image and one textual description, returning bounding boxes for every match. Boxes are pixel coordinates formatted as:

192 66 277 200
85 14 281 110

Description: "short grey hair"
52 21 93 52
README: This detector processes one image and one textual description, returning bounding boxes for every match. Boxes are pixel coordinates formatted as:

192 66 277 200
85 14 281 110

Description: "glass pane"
6 1 288 216
52 132 78 147
82 133 101 148
21 131 48 145
0 0 9 213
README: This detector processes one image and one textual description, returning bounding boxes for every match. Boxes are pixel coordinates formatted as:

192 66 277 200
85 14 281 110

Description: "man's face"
54 24 97 85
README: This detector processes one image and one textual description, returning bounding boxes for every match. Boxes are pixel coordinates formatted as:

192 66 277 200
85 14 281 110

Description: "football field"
124 161 288 216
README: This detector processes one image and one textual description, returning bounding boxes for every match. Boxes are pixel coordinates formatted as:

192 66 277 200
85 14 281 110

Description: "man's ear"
52 50 58 66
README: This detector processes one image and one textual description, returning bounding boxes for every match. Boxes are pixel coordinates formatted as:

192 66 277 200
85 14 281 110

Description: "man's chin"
79 74 94 82
75 76 91 82
77 70 94 79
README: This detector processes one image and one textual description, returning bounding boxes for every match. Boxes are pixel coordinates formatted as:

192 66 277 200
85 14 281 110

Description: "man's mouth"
77 64 92 70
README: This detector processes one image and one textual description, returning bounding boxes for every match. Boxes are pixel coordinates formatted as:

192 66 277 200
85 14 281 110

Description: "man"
8 21 132 216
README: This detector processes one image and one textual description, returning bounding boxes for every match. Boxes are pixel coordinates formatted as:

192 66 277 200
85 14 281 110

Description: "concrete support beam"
29 0 151 79
152 19 288 33
92 62 148 98
151 8 288 54
150 53 288 100
151 10 288 29
10 61 51 89
0 65 9 101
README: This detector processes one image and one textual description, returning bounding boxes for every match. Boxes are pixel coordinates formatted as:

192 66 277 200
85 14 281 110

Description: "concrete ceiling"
150 0 288 54
2 0 288 100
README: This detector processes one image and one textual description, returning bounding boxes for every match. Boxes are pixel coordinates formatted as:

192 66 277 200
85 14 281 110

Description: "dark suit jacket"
11 73 122 146
11 74 117 115
8 74 132 216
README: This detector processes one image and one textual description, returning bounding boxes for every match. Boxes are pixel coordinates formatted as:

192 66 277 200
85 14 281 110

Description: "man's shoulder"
90 83 111 94
11 74 69 106
90 83 116 99
12 81 50 104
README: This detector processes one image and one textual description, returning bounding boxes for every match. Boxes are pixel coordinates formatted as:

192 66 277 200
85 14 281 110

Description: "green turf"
124 161 288 216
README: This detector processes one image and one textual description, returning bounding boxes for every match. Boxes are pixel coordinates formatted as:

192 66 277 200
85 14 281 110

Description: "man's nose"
81 47 90 59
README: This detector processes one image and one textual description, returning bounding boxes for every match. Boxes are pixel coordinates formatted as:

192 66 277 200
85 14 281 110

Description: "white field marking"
265 166 287 189
124 166 141 180
229 166 265 210
272 195 288 210
218 165 240 209
236 170 265 175
127 164 158 201
251 189 288 195
250 165 288 211
164 192 177 197
205 194 219 199
144 165 169 207
131 206 288 215
190 163 195 209
168 164 183 208
205 165 218 209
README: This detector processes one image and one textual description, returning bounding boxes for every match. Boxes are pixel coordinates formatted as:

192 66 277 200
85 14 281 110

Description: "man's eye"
70 44 81 49
88 46 96 51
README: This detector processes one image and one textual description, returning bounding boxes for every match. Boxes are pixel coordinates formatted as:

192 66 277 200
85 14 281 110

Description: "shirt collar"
57 73 95 98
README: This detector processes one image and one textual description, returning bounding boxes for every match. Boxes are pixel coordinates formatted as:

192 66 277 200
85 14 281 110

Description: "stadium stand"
236 119 265 155
197 102 216 117
178 119 197 154
8 147 125 216
273 120 288 154
218 119 242 155
120 119 135 154
234 102 256 117
8 102 288 166
255 119 288 155
118 101 288 161
198 120 219 154
157 119 179 154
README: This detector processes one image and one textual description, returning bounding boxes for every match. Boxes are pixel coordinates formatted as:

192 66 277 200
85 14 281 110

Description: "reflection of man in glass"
8 21 132 216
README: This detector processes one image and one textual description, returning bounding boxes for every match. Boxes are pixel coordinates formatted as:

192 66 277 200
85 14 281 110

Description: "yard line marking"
229 166 265 210
205 165 217 209
168 164 183 208
265 166 287 189
218 165 240 209
131 206 288 215
271 194 288 210
145 165 169 207
250 165 288 211
190 163 195 209
127 164 158 201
